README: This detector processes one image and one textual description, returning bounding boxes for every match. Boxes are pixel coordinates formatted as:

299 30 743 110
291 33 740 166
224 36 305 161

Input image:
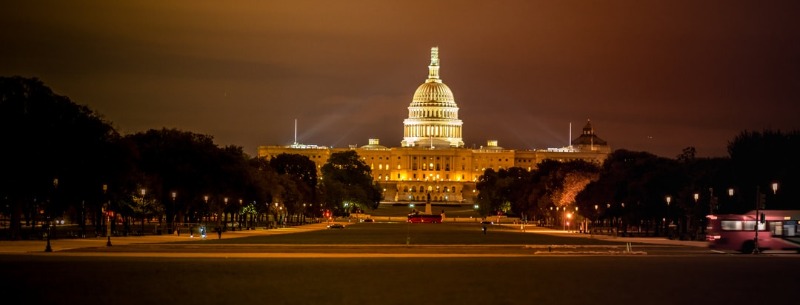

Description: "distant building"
258 47 610 204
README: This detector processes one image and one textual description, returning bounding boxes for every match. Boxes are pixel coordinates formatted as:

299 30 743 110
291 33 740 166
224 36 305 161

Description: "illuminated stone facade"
258 48 610 203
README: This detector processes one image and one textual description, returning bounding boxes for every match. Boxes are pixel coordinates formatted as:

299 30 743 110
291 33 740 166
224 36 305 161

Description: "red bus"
407 214 442 223
706 210 800 253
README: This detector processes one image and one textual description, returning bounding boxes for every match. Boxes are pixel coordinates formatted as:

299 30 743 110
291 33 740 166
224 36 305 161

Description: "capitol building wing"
258 47 610 204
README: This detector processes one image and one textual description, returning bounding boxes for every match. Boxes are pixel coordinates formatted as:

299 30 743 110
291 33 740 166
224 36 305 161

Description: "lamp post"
203 195 209 225
219 197 228 238
170 192 176 234
45 178 57 252
665 196 671 236
202 195 209 238
755 183 779 254
104 184 112 247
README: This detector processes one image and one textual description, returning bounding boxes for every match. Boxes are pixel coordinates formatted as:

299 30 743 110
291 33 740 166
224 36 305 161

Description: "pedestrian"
217 226 222 239
482 224 487 235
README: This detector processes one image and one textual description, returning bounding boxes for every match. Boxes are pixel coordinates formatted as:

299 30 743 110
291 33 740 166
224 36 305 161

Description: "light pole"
171 191 176 234
219 197 228 238
104 184 112 247
755 183 779 254
139 189 146 235
665 196 671 237
45 178 57 252
202 195 209 238
728 188 734 214
691 193 698 237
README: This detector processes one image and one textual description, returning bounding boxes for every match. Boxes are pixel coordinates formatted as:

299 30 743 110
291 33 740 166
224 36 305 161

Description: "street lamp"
45 178 57 252
220 197 228 238
755 183 778 254
203 195 209 236
171 192 177 234
104 184 112 247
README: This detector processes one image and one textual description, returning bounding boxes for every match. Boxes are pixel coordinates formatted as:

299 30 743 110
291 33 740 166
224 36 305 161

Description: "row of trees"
0 76 381 240
476 131 799 238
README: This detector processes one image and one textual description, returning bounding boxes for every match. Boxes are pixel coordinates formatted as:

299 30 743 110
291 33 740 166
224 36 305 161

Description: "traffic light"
760 213 765 224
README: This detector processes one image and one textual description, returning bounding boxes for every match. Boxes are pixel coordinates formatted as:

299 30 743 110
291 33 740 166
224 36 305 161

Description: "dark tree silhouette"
0 76 119 239
320 150 381 214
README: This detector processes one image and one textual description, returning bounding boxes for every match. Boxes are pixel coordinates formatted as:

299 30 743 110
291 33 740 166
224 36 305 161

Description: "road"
1 222 796 305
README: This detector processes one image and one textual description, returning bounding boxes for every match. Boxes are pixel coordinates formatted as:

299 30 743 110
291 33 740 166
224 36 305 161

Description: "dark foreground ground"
2 255 798 305
1 222 796 305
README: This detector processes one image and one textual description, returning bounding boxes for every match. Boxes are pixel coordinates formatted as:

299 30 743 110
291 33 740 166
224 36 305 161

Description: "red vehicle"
706 210 800 253
407 214 442 223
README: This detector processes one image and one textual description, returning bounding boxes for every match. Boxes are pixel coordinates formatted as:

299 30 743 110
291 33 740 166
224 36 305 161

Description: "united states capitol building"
258 47 610 204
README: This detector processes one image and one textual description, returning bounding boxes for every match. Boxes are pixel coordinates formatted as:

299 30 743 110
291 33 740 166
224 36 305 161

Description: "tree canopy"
320 150 382 214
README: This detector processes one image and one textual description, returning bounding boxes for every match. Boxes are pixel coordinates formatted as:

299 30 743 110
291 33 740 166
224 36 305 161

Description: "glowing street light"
104 184 112 246
171 192 177 234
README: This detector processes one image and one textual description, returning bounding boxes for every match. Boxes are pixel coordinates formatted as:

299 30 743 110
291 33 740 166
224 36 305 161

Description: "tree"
728 130 800 211
270 153 318 216
0 76 119 239
320 151 381 215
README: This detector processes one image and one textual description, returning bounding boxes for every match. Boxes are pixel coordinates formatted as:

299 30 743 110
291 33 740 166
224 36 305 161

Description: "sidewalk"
0 223 332 254
516 225 708 248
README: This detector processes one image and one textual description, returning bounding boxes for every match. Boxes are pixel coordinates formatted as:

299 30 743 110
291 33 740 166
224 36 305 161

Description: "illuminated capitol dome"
258 47 611 204
401 47 464 148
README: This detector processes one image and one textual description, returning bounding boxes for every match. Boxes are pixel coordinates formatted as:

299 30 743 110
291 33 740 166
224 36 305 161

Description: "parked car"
362 218 374 223
327 223 345 229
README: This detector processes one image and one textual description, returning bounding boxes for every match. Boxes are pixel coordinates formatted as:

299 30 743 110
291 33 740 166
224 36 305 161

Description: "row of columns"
404 124 462 138
411 109 456 119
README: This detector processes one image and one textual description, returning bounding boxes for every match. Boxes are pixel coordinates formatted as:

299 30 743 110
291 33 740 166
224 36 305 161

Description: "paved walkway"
0 222 708 255
513 225 708 247
0 223 332 254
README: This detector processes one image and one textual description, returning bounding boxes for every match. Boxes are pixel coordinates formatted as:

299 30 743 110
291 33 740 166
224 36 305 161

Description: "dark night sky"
2 0 799 157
